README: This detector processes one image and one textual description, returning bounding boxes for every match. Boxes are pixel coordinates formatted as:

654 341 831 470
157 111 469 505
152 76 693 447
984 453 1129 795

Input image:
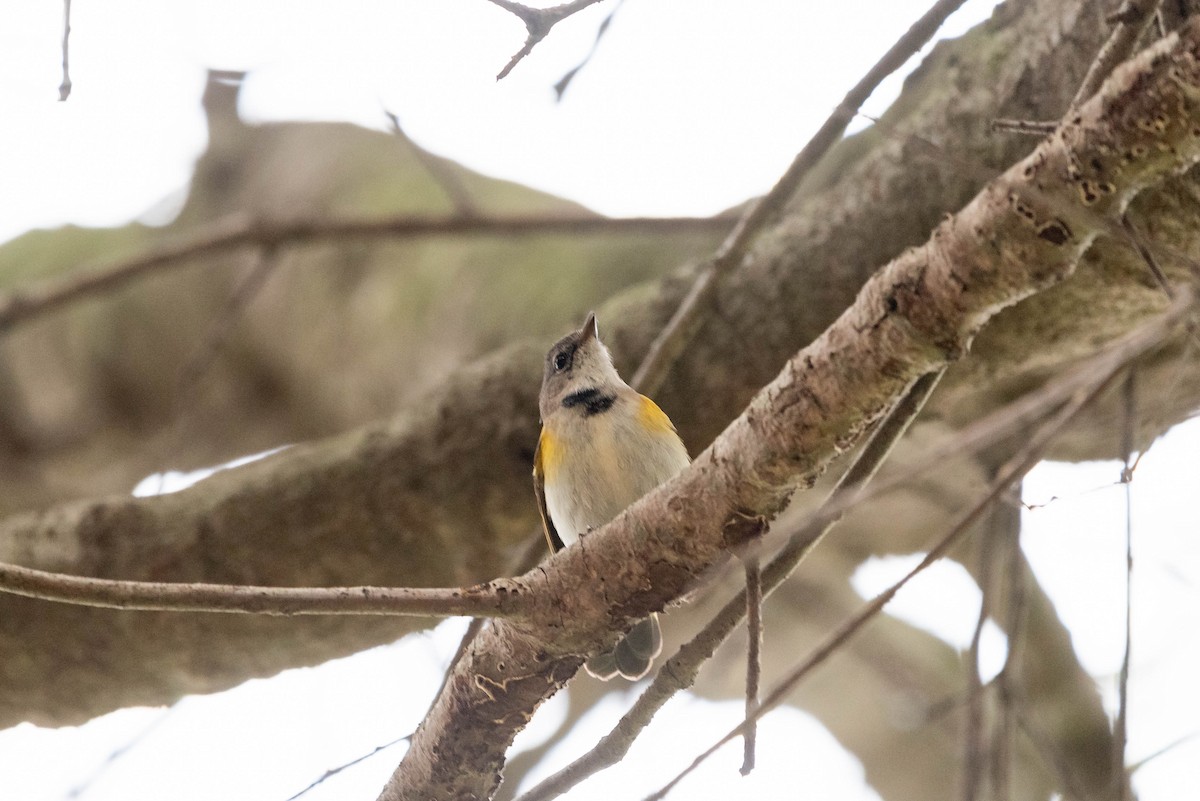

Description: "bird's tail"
585 614 663 681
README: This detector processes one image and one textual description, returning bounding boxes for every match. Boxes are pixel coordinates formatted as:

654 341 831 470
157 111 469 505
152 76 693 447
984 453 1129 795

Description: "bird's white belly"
544 412 689 546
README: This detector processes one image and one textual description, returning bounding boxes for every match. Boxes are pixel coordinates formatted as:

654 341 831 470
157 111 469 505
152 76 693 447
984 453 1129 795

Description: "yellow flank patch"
536 426 562 480
636 394 677 434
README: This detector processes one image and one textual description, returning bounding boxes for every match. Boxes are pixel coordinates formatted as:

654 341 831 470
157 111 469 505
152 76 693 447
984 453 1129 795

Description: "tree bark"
377 21 1200 796
2 3 1198 800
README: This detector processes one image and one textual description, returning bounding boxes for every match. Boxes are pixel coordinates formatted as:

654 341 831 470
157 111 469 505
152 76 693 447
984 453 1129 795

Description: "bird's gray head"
539 313 624 421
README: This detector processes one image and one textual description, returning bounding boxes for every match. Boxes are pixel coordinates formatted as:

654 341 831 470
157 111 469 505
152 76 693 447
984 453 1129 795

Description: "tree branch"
512 369 947 801
646 363 1122 801
378 24 1200 800
58 0 72 101
630 0 972 396
1070 0 1159 109
486 0 609 80
0 558 532 617
0 212 732 335
514 281 1190 801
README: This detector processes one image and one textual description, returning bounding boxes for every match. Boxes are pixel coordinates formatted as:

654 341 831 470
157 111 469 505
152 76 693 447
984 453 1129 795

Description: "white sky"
2 1 1198 800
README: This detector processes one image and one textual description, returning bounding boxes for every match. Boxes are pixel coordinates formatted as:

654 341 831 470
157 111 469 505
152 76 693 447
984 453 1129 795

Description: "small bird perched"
533 313 690 680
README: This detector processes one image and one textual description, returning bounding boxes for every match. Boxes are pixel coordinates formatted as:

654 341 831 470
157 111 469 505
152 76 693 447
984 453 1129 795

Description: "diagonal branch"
512 282 1192 801
512 369 947 801
631 0 972 396
1071 0 1160 109
377 23 1200 801
645 363 1123 801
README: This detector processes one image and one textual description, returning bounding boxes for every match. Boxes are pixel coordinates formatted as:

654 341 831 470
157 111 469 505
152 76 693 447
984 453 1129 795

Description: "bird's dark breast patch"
562 388 616 416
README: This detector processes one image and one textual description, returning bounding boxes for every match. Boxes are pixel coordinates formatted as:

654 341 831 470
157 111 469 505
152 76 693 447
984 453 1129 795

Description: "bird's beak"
578 312 598 345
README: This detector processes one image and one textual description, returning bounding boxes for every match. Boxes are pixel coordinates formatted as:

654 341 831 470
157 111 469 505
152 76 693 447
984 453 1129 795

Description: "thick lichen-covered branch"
378 23 1200 801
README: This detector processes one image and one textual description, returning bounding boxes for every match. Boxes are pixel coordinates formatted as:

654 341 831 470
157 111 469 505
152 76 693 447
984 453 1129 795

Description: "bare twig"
990 118 1058 136
644 366 1126 801
553 0 624 100
963 521 995 801
285 734 411 801
58 0 72 101
385 111 478 216
0 212 731 336
0 559 533 618
991 499 1025 801
1157 0 1189 35
1114 368 1137 800
630 0 972 396
1071 0 1159 109
1128 730 1200 774
62 708 173 800
1119 213 1175 299
740 555 762 776
486 0 609 80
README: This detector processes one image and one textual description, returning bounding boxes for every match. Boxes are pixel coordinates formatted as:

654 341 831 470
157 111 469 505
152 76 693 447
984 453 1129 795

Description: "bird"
532 312 690 680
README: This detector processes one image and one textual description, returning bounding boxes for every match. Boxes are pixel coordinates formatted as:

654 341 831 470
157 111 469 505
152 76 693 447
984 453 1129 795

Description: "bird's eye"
553 351 570 371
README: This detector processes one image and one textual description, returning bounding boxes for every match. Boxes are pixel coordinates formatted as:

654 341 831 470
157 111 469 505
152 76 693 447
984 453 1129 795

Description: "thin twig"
1114 368 1137 801
1070 0 1159 109
963 519 995 801
1120 213 1176 299
1157 0 1189 35
0 559 532 617
644 365 1127 801
740 555 762 776
385 111 478 216
285 734 411 801
630 0 973 396
61 708 173 800
487 0 609 80
1128 730 1200 774
990 118 1058 136
991 499 1025 801
553 0 625 100
0 212 731 336
58 0 72 101
286 615 493 801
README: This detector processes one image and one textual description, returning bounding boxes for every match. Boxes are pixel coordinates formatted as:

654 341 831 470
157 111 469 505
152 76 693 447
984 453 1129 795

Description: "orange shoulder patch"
535 425 562 479
636 394 677 435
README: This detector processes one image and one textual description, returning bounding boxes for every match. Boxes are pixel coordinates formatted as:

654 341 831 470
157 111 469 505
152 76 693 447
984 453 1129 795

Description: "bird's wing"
533 427 566 553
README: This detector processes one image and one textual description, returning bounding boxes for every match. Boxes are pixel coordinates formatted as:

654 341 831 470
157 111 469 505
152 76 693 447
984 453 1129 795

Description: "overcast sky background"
1 1 1198 799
